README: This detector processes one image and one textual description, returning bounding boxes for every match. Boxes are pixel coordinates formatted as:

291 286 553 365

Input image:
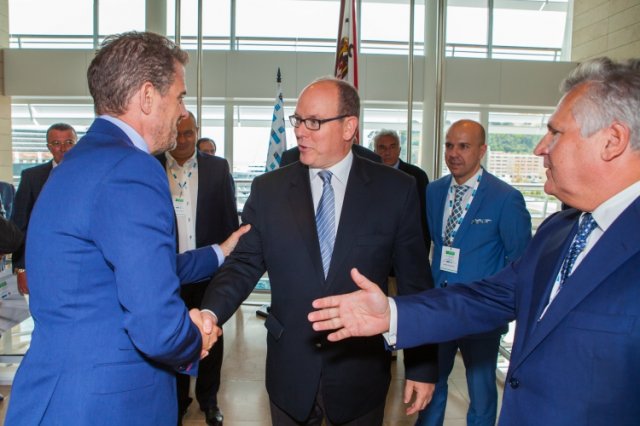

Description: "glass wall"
10 0 571 61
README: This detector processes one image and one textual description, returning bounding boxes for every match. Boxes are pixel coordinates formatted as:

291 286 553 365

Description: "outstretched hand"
308 268 391 342
220 224 251 257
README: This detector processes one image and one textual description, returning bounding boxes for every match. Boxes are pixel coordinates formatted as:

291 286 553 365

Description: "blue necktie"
444 184 469 246
558 213 597 286
316 170 335 278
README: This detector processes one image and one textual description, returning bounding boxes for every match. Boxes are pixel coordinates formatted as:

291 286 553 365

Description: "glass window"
188 104 226 158
9 0 94 48
99 0 145 35
167 0 231 49
236 0 339 51
9 0 93 35
486 111 558 227
446 2 489 58
361 1 425 55
492 1 568 61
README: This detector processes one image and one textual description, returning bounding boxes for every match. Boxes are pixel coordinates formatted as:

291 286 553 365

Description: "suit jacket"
202 154 437 423
394 202 640 425
398 159 430 250
157 152 239 260
6 118 220 426
0 215 23 254
427 170 531 336
279 143 381 167
11 161 53 269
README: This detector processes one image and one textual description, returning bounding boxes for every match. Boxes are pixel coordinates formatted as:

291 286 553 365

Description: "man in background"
418 120 531 426
197 137 217 156
11 122 77 294
373 129 430 252
309 57 640 425
158 111 239 426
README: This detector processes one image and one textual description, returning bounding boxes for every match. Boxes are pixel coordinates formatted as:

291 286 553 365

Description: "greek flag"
266 68 287 172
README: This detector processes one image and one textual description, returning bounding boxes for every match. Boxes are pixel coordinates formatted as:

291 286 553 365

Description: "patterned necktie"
558 213 597 286
444 184 470 246
316 170 335 278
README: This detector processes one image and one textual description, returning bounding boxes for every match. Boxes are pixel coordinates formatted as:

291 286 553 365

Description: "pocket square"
471 218 492 224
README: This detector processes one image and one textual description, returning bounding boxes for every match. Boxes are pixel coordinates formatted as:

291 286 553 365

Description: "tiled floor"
0 304 503 425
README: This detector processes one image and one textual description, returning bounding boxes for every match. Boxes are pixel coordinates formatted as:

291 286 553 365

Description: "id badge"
440 246 460 273
173 197 186 216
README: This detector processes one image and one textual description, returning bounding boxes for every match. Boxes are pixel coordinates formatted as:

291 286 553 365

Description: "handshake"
189 309 221 359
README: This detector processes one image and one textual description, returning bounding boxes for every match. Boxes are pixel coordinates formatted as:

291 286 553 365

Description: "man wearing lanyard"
418 119 531 426
158 111 239 426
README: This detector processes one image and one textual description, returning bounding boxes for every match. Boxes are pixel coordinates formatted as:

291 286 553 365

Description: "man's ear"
343 116 359 141
601 121 630 161
139 82 155 115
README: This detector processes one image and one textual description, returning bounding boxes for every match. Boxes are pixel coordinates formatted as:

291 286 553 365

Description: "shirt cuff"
212 244 224 265
201 309 219 324
382 297 398 348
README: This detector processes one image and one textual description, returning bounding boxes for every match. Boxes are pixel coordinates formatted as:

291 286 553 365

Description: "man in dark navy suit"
373 129 430 251
309 57 640 426
11 122 77 294
200 77 437 425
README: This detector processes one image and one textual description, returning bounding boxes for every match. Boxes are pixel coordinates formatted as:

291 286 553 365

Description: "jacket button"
442 281 448 288
315 342 322 348
509 378 520 389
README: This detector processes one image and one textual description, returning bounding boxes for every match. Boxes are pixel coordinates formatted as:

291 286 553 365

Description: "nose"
533 135 549 157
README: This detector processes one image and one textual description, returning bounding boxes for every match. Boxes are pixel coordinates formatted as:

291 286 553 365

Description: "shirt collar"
591 180 640 232
99 115 149 153
310 149 353 186
449 166 483 188
165 149 197 169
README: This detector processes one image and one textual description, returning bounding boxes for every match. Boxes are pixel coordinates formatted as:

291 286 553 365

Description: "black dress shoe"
205 406 223 426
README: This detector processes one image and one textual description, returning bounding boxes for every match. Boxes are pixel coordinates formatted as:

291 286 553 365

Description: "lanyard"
445 170 483 245
169 160 197 196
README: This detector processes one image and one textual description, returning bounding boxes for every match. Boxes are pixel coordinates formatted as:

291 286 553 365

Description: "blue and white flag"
266 68 287 172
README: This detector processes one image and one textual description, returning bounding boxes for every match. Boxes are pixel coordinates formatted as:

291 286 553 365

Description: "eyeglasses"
48 140 76 148
289 114 348 131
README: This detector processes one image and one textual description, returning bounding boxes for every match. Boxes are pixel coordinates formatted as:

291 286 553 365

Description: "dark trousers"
177 282 224 414
269 386 384 426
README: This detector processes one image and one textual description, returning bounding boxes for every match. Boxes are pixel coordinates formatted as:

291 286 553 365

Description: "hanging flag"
265 68 287 172
334 0 359 88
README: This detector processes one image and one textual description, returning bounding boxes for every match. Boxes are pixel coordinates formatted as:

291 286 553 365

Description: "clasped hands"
189 309 221 359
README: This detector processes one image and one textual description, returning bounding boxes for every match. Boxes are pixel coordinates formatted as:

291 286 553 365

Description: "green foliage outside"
488 133 540 154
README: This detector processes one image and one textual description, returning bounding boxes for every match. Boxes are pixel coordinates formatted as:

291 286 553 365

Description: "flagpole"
406 0 415 164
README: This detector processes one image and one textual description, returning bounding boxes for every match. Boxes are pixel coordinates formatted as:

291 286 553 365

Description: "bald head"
445 120 487 184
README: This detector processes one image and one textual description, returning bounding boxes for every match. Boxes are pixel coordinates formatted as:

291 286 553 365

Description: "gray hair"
561 57 640 150
46 123 77 140
373 129 400 148
87 31 189 116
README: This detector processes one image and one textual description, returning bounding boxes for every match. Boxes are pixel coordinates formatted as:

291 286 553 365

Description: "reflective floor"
0 304 503 425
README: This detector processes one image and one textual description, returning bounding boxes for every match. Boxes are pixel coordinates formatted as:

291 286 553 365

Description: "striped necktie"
444 184 469 246
316 170 335 278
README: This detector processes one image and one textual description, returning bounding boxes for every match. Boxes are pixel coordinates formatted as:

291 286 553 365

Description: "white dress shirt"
165 151 199 254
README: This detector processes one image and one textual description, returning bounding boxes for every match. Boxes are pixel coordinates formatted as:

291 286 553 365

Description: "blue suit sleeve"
91 153 201 368
176 246 219 285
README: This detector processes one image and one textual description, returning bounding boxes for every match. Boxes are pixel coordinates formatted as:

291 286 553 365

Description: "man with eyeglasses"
11 122 77 294
199 77 437 425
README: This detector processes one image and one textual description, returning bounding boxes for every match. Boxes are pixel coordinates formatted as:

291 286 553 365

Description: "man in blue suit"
309 57 640 425
6 32 247 426
418 120 531 426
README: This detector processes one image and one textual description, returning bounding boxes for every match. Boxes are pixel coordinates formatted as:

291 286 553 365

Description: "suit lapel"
513 200 640 369
452 172 486 243
287 164 326 284
325 157 370 286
